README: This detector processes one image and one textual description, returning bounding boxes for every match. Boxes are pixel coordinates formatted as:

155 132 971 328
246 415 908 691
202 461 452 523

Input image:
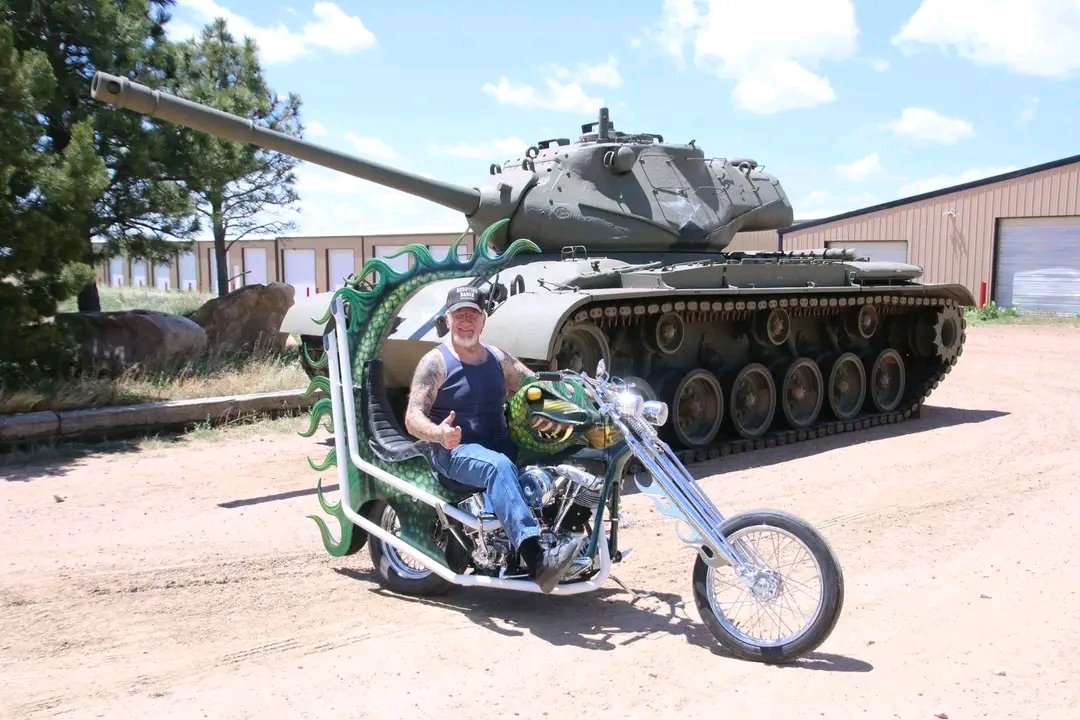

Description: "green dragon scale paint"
300 219 540 561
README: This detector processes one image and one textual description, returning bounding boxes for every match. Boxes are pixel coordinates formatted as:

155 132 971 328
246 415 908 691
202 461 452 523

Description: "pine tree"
170 19 302 296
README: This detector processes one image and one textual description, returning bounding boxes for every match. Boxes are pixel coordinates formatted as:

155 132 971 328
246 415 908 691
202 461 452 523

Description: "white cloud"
175 1 375 65
345 134 400 162
886 107 974 144
654 0 858 114
871 58 890 72
428 137 528 160
288 163 467 235
482 77 604 114
551 57 623 88
796 189 881 219
836 153 884 181
898 166 1017 197
893 0 1080 78
305 120 328 137
1018 96 1039 125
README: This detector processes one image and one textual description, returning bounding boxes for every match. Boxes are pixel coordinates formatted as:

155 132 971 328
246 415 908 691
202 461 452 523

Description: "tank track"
561 292 966 469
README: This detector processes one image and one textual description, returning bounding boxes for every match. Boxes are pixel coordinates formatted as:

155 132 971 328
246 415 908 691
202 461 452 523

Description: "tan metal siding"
783 161 1080 300
728 229 779 252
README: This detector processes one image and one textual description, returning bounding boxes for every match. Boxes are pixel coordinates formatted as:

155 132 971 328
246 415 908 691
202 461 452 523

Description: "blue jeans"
429 443 540 549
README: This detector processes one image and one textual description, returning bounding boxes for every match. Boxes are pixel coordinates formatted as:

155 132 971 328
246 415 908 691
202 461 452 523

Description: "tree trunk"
77 244 101 312
77 282 101 312
212 200 229 296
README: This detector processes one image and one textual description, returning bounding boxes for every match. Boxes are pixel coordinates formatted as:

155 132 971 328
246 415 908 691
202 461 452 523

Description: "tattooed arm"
491 345 538 396
404 348 455 445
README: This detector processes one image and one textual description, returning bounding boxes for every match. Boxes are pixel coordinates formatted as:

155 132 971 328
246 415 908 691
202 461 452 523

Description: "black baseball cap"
445 285 483 313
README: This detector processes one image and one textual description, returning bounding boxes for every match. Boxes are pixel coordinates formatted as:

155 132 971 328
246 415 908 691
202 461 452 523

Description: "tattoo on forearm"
495 346 536 393
405 351 445 441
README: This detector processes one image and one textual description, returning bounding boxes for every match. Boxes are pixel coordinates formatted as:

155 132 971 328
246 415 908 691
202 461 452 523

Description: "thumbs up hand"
439 410 462 449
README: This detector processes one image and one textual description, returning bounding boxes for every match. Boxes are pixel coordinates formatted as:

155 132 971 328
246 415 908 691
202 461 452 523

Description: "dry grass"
57 286 216 316
1 344 309 415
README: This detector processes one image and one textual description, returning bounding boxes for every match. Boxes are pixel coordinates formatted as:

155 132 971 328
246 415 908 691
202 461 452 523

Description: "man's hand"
439 410 462 449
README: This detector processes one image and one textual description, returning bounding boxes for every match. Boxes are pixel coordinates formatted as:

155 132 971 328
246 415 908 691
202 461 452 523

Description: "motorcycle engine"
518 463 605 533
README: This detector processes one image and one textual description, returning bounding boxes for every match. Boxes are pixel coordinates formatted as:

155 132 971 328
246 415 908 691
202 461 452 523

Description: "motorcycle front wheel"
692 509 844 664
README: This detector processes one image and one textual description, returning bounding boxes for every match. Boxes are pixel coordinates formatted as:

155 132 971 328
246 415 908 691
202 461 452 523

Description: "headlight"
615 390 644 418
642 401 669 426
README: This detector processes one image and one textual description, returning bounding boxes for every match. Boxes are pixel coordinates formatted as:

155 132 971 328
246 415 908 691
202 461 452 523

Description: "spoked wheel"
826 352 866 420
552 324 610 374
693 510 845 664
728 363 776 439
666 369 724 448
366 500 453 596
866 348 906 412
777 358 823 429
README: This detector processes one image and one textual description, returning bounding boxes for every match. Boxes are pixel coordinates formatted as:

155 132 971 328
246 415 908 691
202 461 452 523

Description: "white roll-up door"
374 245 411 272
827 240 908 264
243 248 268 286
130 258 147 288
327 249 354 289
283 248 317 297
995 217 1080 314
108 256 124 287
153 262 171 290
178 252 197 292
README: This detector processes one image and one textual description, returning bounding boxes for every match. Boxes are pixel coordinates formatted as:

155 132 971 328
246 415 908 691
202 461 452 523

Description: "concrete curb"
0 389 314 447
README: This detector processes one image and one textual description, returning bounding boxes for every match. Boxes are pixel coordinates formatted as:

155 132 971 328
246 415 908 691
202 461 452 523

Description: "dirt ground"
3 323 1079 719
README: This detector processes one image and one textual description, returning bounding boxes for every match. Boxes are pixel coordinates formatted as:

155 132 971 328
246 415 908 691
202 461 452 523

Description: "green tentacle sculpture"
302 219 540 560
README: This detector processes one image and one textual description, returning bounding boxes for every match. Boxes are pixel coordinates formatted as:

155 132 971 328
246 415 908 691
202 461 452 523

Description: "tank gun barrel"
90 72 481 216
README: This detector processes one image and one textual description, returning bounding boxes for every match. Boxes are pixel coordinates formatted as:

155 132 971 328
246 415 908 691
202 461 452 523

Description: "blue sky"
165 0 1080 237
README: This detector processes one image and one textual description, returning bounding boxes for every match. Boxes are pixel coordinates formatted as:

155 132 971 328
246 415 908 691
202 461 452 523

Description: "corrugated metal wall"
781 161 1080 299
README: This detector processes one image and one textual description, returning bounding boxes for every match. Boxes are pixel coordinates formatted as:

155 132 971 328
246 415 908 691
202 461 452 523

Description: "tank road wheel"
727 363 776 439
667 369 724 448
932 305 965 364
693 510 845 664
825 353 866 421
846 304 879 340
752 307 792 347
646 311 685 355
366 500 452 597
777 358 824 429
866 348 906 412
622 375 659 402
553 323 611 374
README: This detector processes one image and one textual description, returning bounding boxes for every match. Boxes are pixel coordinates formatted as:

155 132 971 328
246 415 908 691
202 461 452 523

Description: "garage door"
327 249 354 290
243 248 268 286
995 217 1080 314
826 240 908 264
283 248 317 297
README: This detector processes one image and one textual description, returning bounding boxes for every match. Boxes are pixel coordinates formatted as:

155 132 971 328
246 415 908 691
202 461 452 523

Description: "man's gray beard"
452 331 479 348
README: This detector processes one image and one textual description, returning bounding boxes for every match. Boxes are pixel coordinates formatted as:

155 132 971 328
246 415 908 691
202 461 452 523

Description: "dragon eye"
526 386 542 401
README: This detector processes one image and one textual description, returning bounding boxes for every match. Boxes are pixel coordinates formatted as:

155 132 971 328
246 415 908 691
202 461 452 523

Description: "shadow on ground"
332 566 871 670
5 404 1002 487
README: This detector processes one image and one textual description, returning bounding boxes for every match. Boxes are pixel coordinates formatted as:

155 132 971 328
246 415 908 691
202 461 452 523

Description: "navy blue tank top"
428 343 509 450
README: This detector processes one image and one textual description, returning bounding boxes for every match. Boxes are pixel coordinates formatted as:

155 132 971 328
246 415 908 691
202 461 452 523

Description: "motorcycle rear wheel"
692 509 844 664
366 500 453 596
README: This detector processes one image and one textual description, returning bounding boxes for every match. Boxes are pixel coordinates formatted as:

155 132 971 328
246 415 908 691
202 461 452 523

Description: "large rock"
58 310 208 375
189 283 295 353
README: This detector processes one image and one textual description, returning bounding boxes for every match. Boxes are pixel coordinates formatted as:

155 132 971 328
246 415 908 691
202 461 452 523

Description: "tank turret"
91 72 792 253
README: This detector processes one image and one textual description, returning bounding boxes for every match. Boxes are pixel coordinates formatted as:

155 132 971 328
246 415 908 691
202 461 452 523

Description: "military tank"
90 71 972 464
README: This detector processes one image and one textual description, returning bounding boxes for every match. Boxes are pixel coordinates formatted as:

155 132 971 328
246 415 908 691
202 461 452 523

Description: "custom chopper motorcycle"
296 219 843 664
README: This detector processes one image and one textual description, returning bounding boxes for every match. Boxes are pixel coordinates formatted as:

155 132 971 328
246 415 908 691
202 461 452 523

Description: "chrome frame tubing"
322 296 612 595
580 375 754 570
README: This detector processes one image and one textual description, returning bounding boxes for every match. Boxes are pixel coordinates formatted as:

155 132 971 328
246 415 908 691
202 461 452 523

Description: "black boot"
521 535 584 593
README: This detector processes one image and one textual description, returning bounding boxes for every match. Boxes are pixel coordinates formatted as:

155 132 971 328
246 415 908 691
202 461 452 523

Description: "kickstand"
608 573 645 601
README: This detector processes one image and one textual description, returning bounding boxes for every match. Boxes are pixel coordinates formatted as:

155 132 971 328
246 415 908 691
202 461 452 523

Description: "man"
404 285 583 593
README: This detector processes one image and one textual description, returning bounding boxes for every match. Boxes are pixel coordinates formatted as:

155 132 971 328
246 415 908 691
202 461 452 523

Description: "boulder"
57 310 208 375
189 283 295 353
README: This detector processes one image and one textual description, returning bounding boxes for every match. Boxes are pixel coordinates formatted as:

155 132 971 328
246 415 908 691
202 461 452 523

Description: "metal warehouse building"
781 154 1080 315
95 229 775 297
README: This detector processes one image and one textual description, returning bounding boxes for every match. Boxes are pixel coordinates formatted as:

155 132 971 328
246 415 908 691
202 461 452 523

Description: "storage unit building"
780 155 1080 314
